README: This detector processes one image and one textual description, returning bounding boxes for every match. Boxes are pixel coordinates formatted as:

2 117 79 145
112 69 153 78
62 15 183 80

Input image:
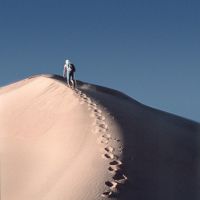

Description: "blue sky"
0 0 199 122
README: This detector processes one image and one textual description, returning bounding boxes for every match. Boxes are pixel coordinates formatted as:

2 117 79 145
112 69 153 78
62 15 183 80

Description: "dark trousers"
67 71 75 87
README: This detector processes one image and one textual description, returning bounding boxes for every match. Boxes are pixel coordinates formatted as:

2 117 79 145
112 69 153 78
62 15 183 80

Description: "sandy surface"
0 74 200 200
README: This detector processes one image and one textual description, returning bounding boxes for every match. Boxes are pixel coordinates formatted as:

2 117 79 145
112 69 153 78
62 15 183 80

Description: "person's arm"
63 65 67 77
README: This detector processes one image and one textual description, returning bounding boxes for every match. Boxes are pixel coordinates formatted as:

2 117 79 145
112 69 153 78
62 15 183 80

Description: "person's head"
65 59 70 65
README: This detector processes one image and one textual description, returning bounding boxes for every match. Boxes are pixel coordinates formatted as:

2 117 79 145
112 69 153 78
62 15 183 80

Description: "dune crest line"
73 87 127 198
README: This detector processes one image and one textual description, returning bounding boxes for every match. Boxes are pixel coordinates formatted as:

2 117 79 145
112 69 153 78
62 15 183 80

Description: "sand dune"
0 74 200 200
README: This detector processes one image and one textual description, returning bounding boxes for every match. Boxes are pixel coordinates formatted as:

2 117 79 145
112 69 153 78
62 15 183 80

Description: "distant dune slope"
0 74 199 200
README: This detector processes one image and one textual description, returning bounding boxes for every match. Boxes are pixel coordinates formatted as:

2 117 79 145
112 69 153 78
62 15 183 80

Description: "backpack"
70 63 76 72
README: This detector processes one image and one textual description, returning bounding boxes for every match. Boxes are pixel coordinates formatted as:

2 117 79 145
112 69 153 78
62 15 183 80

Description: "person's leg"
67 71 70 86
71 73 75 88
69 73 72 87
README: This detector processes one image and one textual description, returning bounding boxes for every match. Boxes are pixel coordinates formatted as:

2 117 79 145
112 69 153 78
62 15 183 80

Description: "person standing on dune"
63 59 76 88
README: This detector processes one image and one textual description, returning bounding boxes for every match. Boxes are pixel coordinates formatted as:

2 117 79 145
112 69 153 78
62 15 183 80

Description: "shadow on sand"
49 74 200 200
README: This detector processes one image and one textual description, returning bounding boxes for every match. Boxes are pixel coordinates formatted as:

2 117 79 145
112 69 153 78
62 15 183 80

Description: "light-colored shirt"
63 64 73 77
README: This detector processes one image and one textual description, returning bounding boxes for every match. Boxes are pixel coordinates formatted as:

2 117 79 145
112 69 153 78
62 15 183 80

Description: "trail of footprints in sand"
74 89 128 198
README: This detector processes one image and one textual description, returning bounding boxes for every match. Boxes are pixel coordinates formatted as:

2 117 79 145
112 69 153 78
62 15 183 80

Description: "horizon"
0 0 199 122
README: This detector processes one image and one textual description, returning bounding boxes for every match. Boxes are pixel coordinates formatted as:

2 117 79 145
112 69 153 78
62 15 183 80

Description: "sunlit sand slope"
0 74 199 200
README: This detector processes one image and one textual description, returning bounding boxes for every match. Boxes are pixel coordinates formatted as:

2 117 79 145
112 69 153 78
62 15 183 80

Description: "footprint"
90 112 100 118
86 97 91 101
101 191 112 198
88 106 97 111
80 93 87 98
108 160 122 174
98 137 109 144
75 90 82 94
96 115 105 121
99 123 108 129
92 127 104 134
102 153 115 160
81 98 89 102
83 97 91 103
93 108 102 114
88 103 97 108
91 112 102 117
74 91 80 96
105 181 118 189
93 127 107 134
109 160 122 166
83 95 88 99
102 133 111 139
100 126 108 131
93 118 103 124
77 93 84 98
93 122 108 130
108 166 120 174
105 146 114 153
95 113 102 118
88 102 97 106
93 120 106 126
113 172 128 184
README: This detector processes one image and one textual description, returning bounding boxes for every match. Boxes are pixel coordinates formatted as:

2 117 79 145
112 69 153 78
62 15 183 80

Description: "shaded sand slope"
77 76 200 200
1 74 200 200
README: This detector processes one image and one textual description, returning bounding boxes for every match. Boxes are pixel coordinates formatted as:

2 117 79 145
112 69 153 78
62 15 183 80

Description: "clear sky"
0 0 199 122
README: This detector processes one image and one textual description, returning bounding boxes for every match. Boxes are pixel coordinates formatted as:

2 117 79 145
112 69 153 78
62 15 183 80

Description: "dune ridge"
1 74 200 200
74 88 127 198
